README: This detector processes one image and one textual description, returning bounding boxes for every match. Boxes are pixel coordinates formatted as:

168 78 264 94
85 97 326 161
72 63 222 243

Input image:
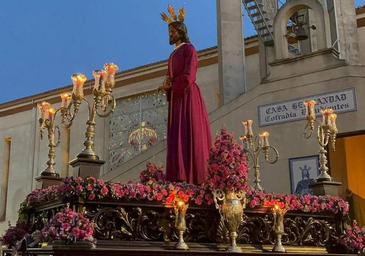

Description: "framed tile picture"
289 155 320 195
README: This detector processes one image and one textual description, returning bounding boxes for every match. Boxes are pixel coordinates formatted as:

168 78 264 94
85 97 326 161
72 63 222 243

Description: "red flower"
88 193 96 200
97 179 105 187
156 193 163 201
100 186 109 196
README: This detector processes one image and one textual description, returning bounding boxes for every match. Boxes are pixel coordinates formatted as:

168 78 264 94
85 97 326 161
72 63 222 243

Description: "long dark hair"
169 21 190 43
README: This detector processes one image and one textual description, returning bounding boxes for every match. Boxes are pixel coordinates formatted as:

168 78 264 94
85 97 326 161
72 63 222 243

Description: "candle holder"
38 102 62 177
240 120 279 191
173 200 189 250
304 101 338 181
66 64 118 161
271 204 288 253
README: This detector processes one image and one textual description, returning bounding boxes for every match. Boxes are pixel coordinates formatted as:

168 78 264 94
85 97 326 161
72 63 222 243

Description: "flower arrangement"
339 220 365 253
0 222 29 247
41 205 94 243
139 162 165 185
206 129 249 193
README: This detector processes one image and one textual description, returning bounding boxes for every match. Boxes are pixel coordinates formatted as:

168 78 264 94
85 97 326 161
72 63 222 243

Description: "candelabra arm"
304 119 315 139
243 148 255 166
61 99 81 128
317 126 330 148
263 145 279 164
54 125 61 147
95 93 116 117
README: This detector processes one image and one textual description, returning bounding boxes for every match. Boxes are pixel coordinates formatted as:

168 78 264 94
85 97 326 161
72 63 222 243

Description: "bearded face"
169 25 181 45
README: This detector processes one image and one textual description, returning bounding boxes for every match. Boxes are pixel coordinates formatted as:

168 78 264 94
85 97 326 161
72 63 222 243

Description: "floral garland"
57 176 214 206
19 176 349 217
247 190 349 216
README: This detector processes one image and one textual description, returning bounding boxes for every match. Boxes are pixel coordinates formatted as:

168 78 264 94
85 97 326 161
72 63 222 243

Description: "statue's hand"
160 76 172 91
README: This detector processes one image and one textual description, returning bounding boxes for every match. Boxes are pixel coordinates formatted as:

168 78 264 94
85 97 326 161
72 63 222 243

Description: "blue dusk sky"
0 0 363 104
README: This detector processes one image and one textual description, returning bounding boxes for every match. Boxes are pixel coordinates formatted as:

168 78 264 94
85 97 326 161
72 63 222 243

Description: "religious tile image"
289 155 320 195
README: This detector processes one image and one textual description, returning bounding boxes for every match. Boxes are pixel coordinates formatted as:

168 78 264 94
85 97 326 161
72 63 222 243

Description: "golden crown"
160 5 185 24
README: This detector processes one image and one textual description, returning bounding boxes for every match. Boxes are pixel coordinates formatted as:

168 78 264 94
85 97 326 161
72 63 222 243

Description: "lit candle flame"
104 63 119 75
48 108 56 121
71 73 87 87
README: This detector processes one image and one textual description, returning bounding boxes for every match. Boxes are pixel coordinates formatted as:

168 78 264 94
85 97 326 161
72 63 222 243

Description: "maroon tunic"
165 43 212 185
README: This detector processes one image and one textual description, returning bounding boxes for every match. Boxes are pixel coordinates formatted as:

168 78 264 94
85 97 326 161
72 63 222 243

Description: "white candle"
43 108 49 120
66 94 72 107
104 63 118 88
38 103 44 120
93 70 101 91
71 73 87 98
321 108 333 126
60 93 69 108
260 131 270 147
246 120 254 137
100 70 107 93
304 100 316 119
48 108 55 122
41 102 51 120
330 113 337 132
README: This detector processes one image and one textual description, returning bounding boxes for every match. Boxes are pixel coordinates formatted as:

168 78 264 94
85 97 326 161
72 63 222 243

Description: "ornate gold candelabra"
213 190 246 253
38 102 62 177
304 100 338 181
240 120 279 191
173 199 189 250
66 64 118 160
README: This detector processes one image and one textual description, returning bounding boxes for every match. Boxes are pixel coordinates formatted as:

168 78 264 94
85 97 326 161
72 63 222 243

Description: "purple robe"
165 43 212 185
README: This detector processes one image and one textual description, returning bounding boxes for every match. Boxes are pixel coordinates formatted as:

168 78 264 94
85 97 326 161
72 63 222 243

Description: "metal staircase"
243 0 274 45
243 0 301 56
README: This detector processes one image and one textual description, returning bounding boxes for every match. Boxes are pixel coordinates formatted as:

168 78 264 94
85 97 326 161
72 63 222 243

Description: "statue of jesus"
160 6 212 185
